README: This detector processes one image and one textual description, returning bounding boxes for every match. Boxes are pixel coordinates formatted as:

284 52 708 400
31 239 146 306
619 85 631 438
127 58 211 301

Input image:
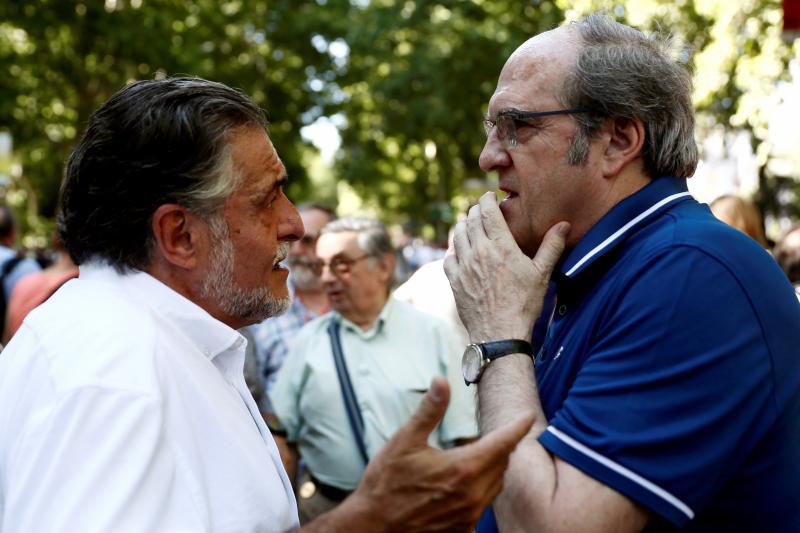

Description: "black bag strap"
0 254 24 281
326 319 369 464
0 254 25 324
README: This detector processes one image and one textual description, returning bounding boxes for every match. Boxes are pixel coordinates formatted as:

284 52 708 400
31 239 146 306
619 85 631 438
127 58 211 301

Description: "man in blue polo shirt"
446 13 800 532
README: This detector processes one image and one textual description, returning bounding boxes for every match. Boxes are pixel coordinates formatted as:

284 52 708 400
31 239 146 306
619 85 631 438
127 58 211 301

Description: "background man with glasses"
272 216 478 523
243 203 335 421
446 13 800 532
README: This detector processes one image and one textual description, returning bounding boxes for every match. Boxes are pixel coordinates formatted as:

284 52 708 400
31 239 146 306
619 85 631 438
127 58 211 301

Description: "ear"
150 204 204 270
377 252 397 284
601 117 645 178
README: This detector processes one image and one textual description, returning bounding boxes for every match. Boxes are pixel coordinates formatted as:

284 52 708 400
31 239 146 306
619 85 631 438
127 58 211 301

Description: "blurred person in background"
242 202 334 478
272 216 478 523
242 203 334 416
0 204 41 329
3 233 78 343
773 226 800 298
394 226 469 347
710 194 770 248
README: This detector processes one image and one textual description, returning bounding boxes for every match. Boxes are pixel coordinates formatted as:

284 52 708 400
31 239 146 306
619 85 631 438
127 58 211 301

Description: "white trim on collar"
565 192 692 277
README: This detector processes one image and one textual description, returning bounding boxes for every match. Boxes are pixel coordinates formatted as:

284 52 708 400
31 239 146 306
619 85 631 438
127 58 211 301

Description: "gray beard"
289 262 323 292
200 215 291 323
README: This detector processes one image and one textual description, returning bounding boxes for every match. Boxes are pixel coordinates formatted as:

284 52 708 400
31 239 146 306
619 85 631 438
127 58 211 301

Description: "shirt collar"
78 262 244 361
334 296 394 340
559 177 693 279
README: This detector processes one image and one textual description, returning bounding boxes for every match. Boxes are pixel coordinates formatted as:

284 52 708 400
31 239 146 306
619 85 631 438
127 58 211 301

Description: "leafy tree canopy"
0 0 796 244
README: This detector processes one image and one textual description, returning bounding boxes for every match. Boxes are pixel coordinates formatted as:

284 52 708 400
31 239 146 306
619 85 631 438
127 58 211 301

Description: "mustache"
273 242 290 266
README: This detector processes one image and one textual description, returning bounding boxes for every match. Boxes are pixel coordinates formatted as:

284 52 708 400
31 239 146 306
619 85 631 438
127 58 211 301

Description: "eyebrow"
486 106 528 119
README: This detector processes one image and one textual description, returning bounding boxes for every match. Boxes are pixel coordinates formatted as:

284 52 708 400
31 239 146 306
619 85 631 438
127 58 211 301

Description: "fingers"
443 250 459 287
531 222 570 279
450 219 470 264
383 377 451 453
477 192 514 242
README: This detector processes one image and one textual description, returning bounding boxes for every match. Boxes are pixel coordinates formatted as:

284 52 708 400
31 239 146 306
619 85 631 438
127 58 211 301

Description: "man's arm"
478 353 649 532
300 377 535 533
444 193 649 532
272 433 298 486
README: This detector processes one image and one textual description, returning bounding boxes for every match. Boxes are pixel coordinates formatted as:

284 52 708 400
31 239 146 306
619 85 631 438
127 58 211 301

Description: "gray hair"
560 13 698 178
60 77 266 272
321 217 394 259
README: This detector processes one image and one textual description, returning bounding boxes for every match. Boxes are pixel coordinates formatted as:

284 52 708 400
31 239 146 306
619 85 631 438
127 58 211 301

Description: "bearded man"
0 77 532 532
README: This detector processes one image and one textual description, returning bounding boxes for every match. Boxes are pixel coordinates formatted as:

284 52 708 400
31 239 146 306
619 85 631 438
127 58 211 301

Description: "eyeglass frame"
483 108 593 149
311 253 372 276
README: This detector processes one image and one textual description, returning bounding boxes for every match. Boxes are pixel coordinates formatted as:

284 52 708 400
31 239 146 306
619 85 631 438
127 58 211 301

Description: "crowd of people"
0 12 799 533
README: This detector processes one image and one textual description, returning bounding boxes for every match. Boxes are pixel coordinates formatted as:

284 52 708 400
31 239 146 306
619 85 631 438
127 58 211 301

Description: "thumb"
384 377 450 452
532 222 569 279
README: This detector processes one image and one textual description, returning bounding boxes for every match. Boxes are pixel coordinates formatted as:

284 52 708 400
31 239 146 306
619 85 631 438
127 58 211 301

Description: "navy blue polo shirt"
481 177 800 532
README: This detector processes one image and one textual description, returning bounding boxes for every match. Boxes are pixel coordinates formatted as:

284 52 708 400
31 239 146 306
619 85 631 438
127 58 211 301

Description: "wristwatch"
462 339 534 385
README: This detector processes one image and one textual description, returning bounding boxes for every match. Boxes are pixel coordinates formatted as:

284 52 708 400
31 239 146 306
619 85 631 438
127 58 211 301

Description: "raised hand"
444 191 569 342
304 377 533 533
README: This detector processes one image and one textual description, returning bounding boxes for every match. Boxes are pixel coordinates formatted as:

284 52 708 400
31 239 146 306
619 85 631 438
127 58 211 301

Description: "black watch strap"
481 339 533 361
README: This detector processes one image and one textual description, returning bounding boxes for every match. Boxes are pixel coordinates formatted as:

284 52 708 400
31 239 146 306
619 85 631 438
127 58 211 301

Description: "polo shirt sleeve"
4 387 204 532
538 246 779 528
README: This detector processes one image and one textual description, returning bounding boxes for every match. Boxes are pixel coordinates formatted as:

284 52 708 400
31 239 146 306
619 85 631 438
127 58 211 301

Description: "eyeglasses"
483 108 592 149
312 253 371 276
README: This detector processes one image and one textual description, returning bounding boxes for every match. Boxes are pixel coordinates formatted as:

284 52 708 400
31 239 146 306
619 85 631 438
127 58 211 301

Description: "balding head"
497 14 698 177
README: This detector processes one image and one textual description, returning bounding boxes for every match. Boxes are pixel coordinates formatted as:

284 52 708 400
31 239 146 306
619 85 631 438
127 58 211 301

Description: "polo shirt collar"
335 296 393 340
559 177 693 280
78 262 243 361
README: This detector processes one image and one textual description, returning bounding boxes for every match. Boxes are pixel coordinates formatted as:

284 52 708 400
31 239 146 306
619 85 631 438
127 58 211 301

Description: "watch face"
462 344 484 384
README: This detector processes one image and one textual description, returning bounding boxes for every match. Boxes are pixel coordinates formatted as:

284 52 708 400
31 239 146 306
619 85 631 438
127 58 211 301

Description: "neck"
569 168 651 247
343 296 388 332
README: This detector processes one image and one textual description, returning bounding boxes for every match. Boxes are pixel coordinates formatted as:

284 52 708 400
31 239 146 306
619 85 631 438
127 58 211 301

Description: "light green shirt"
271 297 478 490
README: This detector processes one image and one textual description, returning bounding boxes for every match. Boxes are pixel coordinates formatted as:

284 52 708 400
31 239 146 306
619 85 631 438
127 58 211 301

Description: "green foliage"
0 0 797 243
327 0 563 238
0 0 336 236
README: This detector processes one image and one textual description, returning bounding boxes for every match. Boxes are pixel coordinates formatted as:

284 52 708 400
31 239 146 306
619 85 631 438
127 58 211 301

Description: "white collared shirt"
0 263 298 532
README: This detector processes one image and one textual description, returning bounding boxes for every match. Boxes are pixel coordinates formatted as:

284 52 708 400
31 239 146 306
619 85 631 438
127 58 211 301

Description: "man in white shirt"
0 77 533 532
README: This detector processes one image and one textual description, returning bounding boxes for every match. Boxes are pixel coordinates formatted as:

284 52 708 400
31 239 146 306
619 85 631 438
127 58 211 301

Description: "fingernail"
430 382 443 403
556 222 570 236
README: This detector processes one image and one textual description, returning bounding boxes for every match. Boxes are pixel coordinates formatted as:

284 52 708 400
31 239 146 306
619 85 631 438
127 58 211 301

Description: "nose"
478 132 511 173
277 193 304 243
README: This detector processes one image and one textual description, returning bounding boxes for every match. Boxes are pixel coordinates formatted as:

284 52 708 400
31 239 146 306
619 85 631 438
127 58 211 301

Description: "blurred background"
1 0 799 251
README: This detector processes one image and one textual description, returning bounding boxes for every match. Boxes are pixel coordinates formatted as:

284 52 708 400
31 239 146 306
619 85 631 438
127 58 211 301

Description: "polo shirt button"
558 304 567 315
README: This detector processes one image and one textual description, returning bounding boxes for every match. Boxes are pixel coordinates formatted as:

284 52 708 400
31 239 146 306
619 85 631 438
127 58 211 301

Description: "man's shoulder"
628 205 779 284
18 276 163 394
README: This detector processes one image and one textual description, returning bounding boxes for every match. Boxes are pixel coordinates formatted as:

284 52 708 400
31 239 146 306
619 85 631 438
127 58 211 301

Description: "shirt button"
558 304 567 315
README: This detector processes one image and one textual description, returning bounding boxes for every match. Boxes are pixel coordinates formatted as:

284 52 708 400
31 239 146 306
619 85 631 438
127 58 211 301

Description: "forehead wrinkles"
262 135 285 177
